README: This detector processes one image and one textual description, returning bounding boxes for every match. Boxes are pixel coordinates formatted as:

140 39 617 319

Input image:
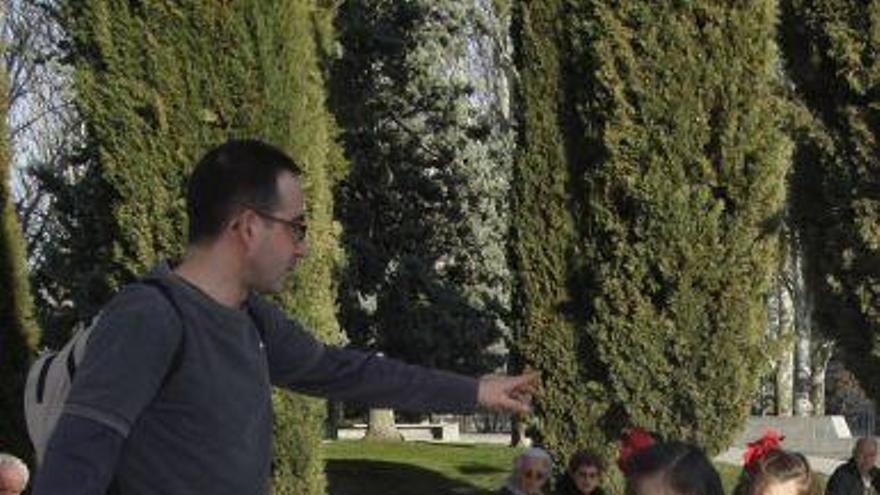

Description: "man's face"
0 467 26 495
856 441 878 475
518 458 549 495
572 464 602 494
248 172 309 293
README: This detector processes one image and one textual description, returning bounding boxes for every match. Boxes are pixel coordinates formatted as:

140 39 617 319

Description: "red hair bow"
743 430 784 472
618 427 656 473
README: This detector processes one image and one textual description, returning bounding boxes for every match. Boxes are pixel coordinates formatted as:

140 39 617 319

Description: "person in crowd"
500 447 553 495
32 139 538 495
554 450 606 495
0 454 29 495
733 448 819 495
733 430 818 495
826 437 880 495
620 437 724 495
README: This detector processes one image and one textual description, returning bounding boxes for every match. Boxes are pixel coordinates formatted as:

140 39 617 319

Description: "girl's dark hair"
733 449 819 495
624 441 724 495
568 450 605 473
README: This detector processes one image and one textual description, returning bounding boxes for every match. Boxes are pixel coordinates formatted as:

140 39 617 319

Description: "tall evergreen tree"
54 1 345 492
780 0 880 403
510 0 608 461
0 50 39 463
512 0 790 459
333 0 514 375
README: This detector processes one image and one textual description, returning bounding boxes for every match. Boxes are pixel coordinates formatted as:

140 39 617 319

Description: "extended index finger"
511 371 540 393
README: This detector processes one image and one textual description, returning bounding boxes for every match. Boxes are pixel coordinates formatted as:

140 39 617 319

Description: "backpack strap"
35 354 58 404
141 280 265 385
140 279 187 387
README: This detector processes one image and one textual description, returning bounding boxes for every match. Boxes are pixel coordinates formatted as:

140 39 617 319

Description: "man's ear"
228 209 260 246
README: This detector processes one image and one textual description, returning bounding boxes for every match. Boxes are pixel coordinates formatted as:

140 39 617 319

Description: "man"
827 437 880 495
33 139 537 494
0 453 28 495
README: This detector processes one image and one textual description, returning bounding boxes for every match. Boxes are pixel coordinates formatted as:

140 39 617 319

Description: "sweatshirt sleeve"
32 414 124 495
63 283 182 436
254 298 479 412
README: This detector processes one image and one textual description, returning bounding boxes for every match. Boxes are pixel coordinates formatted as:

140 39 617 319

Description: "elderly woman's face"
0 467 26 495
519 458 550 494
572 464 602 494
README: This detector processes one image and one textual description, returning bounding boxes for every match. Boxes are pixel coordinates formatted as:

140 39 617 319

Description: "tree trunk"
365 408 403 441
792 245 813 416
510 414 528 447
755 373 776 415
773 276 795 416
811 339 834 415
777 347 795 416
325 400 343 440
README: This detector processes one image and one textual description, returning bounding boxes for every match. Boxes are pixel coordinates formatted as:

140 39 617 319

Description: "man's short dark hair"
186 139 302 243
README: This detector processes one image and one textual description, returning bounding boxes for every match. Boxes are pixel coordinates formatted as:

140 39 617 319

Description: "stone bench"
731 416 858 459
337 422 460 442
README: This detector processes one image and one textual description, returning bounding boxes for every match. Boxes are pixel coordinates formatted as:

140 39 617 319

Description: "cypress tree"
0 53 39 463
512 0 790 459
780 0 880 403
56 1 345 492
511 0 608 462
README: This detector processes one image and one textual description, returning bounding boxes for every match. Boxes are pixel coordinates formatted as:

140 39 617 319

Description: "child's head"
567 450 605 495
733 449 818 495
623 441 724 495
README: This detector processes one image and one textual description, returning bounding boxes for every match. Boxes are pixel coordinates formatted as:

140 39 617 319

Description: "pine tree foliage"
513 0 790 458
0 55 39 463
55 1 345 492
780 0 880 403
334 0 514 374
29 152 119 346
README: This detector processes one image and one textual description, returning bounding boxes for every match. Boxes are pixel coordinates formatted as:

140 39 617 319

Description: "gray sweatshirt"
33 264 478 495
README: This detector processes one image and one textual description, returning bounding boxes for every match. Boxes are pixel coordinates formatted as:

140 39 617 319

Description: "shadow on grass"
456 463 507 475
326 459 495 495
429 443 480 449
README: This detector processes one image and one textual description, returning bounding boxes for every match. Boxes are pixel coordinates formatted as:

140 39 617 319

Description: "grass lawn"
323 440 825 495
324 440 510 495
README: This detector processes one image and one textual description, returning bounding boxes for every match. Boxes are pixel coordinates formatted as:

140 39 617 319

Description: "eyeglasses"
250 209 308 243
